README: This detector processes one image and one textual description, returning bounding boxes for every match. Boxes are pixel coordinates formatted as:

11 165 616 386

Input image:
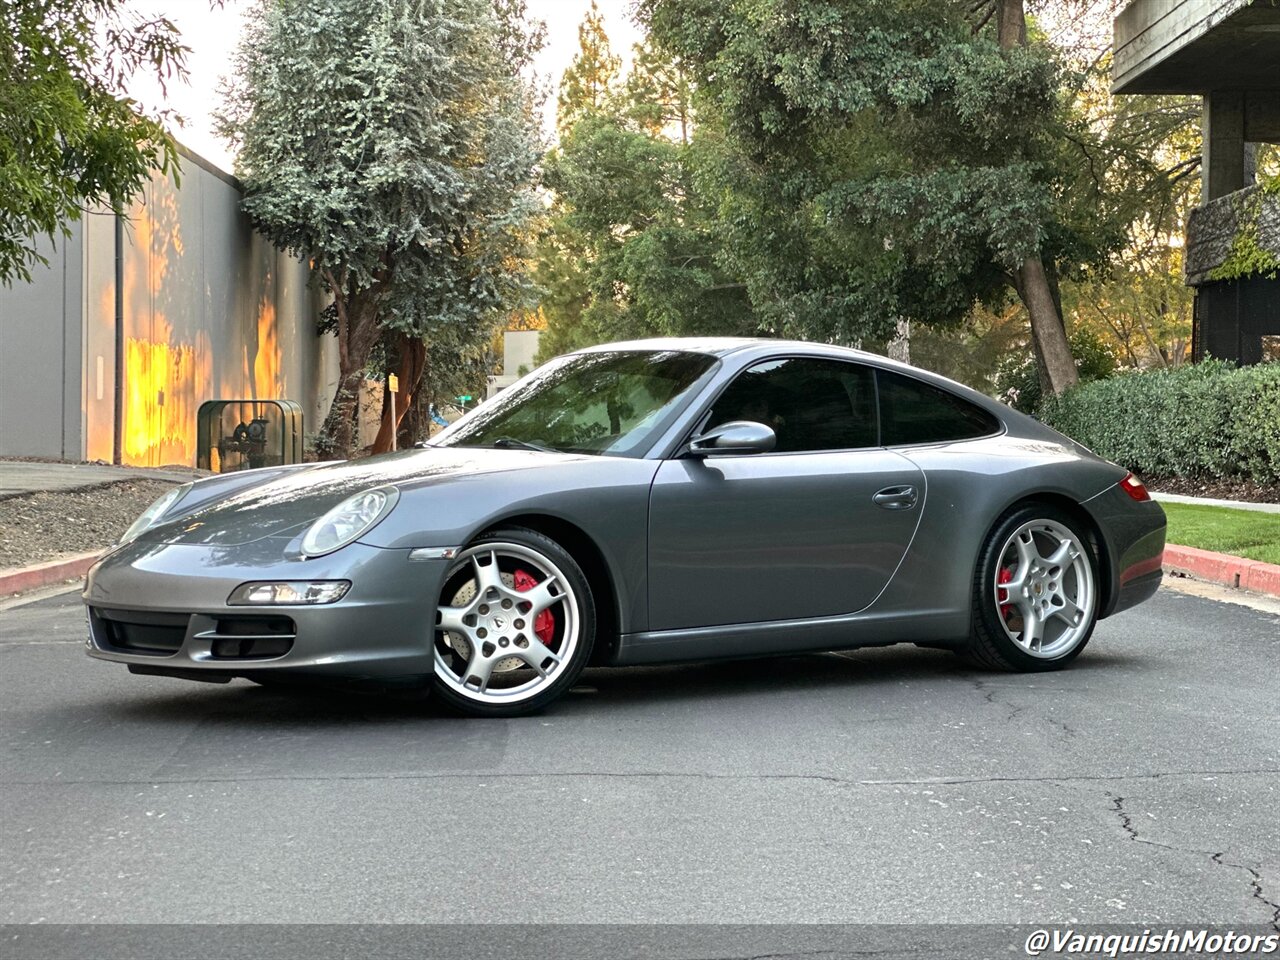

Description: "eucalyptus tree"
218 0 542 457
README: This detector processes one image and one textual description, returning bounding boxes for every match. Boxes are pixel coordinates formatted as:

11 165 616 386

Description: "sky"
126 1 644 174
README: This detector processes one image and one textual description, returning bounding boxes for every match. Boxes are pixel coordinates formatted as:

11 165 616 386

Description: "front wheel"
965 505 1098 671
430 527 595 717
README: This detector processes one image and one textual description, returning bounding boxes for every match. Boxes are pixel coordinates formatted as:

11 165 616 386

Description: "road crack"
1107 792 1280 932
1107 793 1177 852
1213 852 1280 933
971 678 1075 738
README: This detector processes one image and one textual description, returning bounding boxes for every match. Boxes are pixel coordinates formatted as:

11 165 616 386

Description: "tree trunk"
887 318 910 364
370 331 428 454
1017 256 1078 395
996 0 1026 47
315 289 383 460
996 0 1078 397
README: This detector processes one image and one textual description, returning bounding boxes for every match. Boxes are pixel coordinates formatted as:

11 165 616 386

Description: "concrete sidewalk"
0 460 204 498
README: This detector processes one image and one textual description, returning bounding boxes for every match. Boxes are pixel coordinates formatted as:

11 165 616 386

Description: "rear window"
877 370 1000 446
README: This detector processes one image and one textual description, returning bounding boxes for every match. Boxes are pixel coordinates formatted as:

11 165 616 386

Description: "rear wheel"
430 527 595 717
965 505 1098 671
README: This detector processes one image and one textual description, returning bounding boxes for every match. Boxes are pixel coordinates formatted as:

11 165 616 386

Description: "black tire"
964 503 1099 672
430 526 596 717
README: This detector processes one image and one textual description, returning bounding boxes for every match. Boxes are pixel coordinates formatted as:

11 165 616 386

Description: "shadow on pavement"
76 641 1150 729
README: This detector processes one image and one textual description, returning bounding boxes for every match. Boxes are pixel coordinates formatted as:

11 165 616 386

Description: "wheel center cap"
492 616 506 629
1033 582 1043 596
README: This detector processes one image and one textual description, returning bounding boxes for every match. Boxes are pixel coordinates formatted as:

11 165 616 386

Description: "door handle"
872 485 918 510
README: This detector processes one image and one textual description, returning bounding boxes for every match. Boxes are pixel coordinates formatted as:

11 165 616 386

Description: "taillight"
1120 472 1150 502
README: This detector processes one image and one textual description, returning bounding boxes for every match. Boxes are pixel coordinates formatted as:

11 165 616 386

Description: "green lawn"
1160 501 1280 566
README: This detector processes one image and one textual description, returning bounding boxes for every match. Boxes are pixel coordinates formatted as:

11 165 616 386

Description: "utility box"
197 400 304 473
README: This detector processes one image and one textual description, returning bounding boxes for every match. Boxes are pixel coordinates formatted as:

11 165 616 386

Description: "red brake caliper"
997 568 1013 620
513 568 555 646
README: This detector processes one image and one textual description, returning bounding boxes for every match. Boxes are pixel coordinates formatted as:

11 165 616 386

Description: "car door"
646 357 924 632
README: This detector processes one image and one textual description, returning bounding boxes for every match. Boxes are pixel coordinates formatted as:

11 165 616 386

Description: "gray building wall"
0 228 84 460
0 147 337 466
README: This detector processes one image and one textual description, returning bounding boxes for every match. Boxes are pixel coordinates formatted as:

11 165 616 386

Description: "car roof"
575 336 926 376
575 336 764 357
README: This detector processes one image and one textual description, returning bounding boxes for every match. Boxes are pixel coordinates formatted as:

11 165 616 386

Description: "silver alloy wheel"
433 542 579 705
994 518 1095 659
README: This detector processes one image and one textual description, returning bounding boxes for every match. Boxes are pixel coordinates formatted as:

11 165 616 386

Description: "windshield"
435 350 718 458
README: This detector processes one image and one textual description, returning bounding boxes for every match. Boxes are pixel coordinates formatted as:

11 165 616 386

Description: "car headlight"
118 483 193 545
300 486 399 557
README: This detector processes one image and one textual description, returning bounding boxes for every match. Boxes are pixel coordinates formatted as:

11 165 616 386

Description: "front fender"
361 457 660 633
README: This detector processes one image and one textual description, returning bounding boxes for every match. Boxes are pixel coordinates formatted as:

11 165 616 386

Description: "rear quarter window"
877 369 1001 446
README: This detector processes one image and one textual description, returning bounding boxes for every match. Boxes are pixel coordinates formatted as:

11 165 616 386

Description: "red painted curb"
0 551 101 597
1163 543 1280 598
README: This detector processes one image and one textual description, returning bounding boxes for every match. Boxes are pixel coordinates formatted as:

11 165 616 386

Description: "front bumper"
83 538 454 680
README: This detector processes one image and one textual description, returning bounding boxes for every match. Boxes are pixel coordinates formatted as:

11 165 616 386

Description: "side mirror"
688 420 776 457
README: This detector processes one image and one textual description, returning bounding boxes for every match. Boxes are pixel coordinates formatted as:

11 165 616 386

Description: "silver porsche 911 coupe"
85 338 1166 716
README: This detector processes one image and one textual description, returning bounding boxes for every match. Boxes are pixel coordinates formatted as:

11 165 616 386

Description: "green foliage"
546 116 753 343
624 40 693 142
535 0 1209 387
1207 181 1280 282
1211 231 1280 282
219 0 541 341
1041 360 1280 484
908 303 1028 394
536 16 757 360
1057 85 1201 369
638 0 1073 344
0 0 184 284
627 0 1209 378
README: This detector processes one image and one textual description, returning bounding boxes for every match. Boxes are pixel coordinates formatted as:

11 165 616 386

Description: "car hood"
140 445 590 547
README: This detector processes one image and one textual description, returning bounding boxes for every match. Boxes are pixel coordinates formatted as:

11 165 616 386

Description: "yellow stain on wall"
253 296 282 399
123 335 199 466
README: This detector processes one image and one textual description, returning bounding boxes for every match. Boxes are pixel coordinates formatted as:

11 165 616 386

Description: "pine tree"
555 1 621 137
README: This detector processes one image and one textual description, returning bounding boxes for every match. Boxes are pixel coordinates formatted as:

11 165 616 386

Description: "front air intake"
201 616 297 660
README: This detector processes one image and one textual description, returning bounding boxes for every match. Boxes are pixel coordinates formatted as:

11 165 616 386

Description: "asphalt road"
1 585 1277 937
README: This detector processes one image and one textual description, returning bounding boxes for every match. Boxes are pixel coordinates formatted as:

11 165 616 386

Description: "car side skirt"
611 607 970 666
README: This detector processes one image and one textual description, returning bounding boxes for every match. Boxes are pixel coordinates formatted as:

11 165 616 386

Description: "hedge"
1039 359 1280 484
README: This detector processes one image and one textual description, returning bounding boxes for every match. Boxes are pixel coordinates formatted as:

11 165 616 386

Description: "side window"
877 369 1000 446
706 358 877 453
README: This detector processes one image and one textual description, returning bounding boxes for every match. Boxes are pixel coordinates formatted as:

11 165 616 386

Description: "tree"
555 1 621 136
218 0 542 458
624 40 693 144
989 0 1078 395
536 14 754 360
640 0 1179 394
1 0 185 285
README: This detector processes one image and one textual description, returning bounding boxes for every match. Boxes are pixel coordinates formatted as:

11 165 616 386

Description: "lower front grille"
94 608 190 654
203 616 296 660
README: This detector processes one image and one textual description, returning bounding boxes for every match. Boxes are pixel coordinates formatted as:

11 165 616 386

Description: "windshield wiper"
491 437 558 453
